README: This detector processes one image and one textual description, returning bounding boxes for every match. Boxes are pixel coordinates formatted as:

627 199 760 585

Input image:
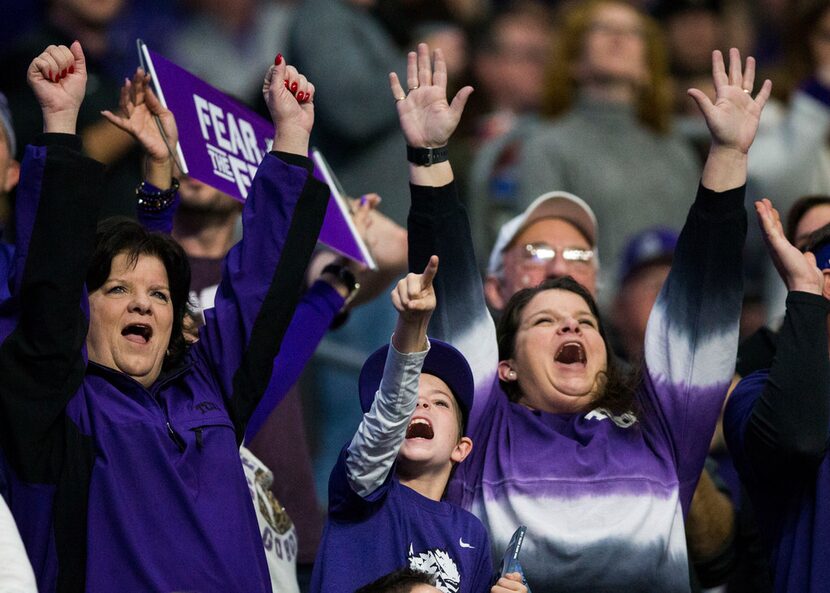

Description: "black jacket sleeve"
0 134 103 482
745 291 830 470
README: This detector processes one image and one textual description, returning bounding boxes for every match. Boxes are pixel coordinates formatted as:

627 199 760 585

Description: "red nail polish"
275 53 283 66
60 68 67 78
48 70 53 81
290 81 298 93
284 79 289 89
68 65 74 74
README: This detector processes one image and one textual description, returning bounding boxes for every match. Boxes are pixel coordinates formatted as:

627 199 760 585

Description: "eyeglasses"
520 242 594 266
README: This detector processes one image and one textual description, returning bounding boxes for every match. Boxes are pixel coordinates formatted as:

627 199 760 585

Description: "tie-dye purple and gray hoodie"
407 179 745 592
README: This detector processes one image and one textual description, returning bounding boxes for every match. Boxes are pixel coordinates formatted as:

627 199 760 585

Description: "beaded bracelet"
136 178 180 211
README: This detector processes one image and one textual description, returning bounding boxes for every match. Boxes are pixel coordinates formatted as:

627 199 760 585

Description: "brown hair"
541 0 672 134
786 195 830 244
497 276 640 417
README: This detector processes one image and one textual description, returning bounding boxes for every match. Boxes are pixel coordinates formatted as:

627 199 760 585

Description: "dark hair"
497 276 639 417
786 195 830 244
802 221 830 253
354 568 436 593
86 218 192 370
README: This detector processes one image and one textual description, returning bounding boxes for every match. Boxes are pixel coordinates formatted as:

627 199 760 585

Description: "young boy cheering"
311 257 524 593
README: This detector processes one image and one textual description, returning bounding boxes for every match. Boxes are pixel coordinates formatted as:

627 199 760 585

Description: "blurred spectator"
169 0 294 105
468 1 553 142
465 1 555 266
0 0 142 220
746 0 830 321
0 93 20 237
0 93 20 309
288 0 408 225
484 190 599 308
0 1 43 53
611 226 677 364
653 0 726 156
288 0 476 225
653 0 754 120
516 0 700 304
788 195 830 248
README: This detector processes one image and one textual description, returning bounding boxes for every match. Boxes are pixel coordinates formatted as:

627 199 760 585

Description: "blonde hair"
542 0 672 134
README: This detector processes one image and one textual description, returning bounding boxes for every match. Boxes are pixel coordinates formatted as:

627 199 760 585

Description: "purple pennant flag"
140 42 376 268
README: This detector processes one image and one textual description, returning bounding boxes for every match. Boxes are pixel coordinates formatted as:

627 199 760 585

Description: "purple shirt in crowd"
408 179 746 592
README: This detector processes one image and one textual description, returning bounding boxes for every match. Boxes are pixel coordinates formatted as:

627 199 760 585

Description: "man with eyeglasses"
484 191 598 311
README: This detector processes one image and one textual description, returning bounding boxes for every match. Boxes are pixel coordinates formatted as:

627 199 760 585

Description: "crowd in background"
1 1 830 592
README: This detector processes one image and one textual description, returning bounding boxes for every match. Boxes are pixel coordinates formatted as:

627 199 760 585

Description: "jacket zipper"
88 361 192 454
167 421 187 452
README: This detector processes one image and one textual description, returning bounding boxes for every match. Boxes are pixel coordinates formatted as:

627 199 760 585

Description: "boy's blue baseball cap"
358 339 475 431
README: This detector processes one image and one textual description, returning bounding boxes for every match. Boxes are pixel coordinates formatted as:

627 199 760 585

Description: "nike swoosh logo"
459 538 475 549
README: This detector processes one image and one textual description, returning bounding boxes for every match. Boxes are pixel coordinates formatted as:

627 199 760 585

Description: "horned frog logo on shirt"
585 407 638 428
408 543 460 593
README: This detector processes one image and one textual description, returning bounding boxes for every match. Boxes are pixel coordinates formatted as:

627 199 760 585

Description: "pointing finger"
420 255 439 290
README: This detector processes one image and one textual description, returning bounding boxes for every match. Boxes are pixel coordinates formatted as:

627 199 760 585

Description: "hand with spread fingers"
755 198 825 295
688 48 773 191
27 41 87 134
101 69 178 168
389 42 473 149
688 48 771 156
263 54 315 155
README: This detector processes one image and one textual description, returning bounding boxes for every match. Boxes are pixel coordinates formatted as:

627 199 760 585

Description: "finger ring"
395 95 406 102
743 89 751 94
408 85 420 91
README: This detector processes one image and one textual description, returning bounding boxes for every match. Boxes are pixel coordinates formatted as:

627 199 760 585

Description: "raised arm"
344 257 438 498
643 49 770 511
194 57 330 442
394 44 497 426
727 199 829 476
0 42 104 479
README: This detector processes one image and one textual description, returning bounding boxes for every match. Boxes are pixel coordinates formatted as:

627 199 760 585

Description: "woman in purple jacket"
0 43 328 593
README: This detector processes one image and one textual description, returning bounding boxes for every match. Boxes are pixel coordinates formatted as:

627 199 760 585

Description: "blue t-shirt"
725 370 830 592
311 448 493 593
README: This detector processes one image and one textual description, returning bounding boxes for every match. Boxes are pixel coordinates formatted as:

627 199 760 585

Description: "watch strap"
406 145 449 167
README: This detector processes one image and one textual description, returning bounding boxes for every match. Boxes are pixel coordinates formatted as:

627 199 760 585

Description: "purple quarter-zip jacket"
0 134 329 593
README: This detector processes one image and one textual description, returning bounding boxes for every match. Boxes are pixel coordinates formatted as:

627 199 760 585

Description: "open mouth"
121 323 153 344
555 341 587 365
406 417 434 439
